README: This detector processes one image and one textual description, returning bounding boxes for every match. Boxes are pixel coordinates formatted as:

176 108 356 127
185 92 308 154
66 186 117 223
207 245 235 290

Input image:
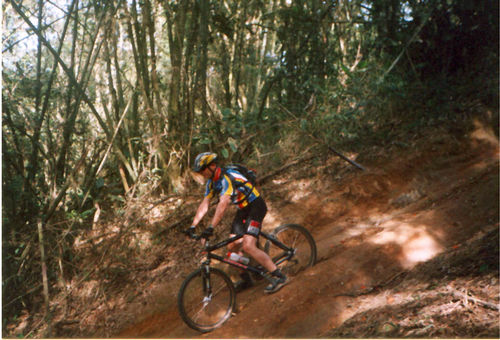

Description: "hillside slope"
116 122 499 338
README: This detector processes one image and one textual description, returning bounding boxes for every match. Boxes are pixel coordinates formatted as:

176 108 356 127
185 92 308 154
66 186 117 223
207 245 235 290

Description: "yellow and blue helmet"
193 152 218 172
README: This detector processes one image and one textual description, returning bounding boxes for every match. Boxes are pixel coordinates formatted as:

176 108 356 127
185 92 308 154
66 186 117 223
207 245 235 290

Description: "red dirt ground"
115 122 499 338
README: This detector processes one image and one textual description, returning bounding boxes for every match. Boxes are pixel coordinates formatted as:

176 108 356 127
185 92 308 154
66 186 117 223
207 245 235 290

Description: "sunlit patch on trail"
368 221 444 268
289 179 314 202
470 118 499 146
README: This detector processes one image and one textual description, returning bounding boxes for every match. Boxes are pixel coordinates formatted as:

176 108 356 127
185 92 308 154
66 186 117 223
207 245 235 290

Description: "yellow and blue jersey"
205 168 260 209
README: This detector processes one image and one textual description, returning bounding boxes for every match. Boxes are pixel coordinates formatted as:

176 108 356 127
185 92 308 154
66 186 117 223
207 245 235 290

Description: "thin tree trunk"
123 1 156 134
37 218 51 336
196 0 209 118
232 1 248 108
56 3 109 183
9 0 138 217
9 0 112 136
220 37 232 108
25 0 44 217
183 0 198 144
164 0 188 138
143 0 163 125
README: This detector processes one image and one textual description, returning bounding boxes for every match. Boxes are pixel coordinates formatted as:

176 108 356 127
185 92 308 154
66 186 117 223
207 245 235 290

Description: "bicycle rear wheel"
177 267 236 333
264 224 317 276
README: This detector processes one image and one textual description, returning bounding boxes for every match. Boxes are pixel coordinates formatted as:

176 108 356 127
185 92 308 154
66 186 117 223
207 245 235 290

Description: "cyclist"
186 152 288 294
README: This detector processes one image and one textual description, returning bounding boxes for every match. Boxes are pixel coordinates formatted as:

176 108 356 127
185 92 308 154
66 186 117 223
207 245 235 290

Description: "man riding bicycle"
186 152 288 294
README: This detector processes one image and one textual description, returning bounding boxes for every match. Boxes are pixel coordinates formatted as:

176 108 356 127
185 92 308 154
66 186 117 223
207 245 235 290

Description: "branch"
451 289 500 311
381 11 431 80
258 152 317 185
79 96 134 209
278 103 366 171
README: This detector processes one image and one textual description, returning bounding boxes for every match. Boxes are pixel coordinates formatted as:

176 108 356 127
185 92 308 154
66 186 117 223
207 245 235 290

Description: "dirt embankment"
114 122 498 338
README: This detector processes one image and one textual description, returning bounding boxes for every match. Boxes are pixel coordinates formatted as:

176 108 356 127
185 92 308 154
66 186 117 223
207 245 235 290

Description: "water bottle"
227 252 250 265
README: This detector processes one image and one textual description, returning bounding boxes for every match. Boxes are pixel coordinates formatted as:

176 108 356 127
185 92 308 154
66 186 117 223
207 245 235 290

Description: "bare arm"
210 194 231 228
192 196 211 227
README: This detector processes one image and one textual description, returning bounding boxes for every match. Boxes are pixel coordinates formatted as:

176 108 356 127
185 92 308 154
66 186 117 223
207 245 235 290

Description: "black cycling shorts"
230 197 267 237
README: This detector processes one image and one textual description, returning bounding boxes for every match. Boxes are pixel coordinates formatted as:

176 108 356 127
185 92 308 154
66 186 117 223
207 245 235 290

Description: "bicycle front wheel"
264 224 317 276
177 267 236 333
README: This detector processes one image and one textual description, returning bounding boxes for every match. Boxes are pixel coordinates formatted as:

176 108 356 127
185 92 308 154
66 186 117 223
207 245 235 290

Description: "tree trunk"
164 0 188 141
123 1 156 134
196 0 209 118
25 0 44 218
37 218 51 336
232 0 248 108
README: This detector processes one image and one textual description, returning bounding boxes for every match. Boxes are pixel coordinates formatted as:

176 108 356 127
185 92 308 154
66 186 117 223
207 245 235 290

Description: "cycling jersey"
205 168 260 209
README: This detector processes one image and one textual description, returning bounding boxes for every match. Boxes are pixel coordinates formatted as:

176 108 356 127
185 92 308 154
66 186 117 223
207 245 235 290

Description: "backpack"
224 164 257 186
221 164 258 204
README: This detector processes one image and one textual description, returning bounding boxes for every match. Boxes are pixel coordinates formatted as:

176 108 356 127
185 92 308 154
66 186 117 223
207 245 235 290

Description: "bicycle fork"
201 264 213 304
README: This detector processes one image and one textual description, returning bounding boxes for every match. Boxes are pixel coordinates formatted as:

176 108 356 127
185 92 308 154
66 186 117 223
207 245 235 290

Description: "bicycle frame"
201 231 295 278
179 224 316 332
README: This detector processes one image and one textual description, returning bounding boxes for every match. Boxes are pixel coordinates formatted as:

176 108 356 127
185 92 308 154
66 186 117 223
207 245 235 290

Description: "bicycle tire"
264 224 317 276
177 267 236 333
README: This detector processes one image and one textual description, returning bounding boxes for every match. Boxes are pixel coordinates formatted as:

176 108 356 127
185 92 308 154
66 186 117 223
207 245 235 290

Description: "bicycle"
177 223 317 333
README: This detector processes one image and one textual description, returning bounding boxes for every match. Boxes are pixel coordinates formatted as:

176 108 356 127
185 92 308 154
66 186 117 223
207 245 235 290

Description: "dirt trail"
117 126 499 338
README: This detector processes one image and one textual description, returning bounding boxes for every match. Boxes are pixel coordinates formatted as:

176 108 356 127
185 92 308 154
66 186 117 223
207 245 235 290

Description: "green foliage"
221 108 243 137
66 208 96 224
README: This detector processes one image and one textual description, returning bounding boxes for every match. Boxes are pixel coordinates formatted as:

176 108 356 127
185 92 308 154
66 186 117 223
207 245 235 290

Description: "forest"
2 0 499 338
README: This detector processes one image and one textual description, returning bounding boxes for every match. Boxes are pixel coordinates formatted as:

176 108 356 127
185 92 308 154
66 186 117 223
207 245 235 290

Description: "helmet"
193 152 218 172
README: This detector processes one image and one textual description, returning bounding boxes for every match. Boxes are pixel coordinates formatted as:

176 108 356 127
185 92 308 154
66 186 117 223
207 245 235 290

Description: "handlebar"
181 228 211 241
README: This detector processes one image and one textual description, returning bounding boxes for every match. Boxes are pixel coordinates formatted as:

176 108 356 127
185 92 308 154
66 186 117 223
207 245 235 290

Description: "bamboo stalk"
37 218 51 335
